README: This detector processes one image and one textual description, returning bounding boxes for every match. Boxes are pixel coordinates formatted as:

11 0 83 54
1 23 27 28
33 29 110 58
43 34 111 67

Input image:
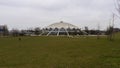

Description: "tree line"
0 25 120 37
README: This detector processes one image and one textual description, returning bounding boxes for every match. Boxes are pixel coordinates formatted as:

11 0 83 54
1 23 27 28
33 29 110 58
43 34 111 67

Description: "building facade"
40 21 84 36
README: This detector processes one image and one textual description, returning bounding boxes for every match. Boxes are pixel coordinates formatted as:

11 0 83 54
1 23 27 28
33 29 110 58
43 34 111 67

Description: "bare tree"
107 14 115 41
114 0 120 19
0 25 9 36
10 28 20 37
34 27 41 35
97 23 100 39
115 0 120 15
107 26 114 41
84 26 89 35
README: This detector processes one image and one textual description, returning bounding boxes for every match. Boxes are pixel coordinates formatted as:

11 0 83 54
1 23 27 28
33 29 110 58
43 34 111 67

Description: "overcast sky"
0 0 119 30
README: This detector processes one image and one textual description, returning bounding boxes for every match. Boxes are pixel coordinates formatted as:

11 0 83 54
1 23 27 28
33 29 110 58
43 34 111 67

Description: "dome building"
41 21 83 36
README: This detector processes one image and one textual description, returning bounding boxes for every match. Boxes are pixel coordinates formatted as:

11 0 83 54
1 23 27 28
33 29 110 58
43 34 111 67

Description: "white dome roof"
46 21 79 29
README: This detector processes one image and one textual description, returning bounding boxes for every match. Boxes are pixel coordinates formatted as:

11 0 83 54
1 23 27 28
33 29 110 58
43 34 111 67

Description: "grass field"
0 33 120 68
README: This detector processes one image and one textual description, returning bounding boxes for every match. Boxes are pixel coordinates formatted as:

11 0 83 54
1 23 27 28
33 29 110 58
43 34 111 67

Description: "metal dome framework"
41 21 83 36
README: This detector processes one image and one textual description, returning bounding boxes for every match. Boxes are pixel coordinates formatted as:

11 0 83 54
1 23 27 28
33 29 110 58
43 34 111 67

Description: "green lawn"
0 34 120 68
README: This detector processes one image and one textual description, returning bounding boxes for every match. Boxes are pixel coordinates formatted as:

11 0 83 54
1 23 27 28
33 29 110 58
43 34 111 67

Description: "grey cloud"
0 0 69 11
0 0 117 30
